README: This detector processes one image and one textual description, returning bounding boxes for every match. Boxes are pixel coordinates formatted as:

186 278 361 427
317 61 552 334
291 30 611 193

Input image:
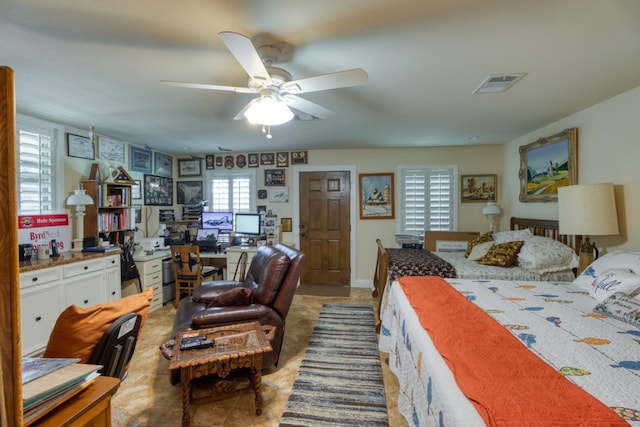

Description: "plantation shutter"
18 126 57 214
208 171 255 212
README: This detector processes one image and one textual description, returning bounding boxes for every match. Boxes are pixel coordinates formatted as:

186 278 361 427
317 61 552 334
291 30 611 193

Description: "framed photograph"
66 133 94 160
248 153 259 168
98 137 125 163
281 217 292 232
133 204 142 224
359 172 395 220
144 174 173 206
177 180 203 205
215 156 223 167
130 146 152 173
257 205 267 214
461 174 497 202
205 155 215 170
132 180 142 199
269 187 289 203
154 152 173 177
291 151 308 164
260 153 275 166
265 169 285 186
276 152 289 167
519 127 578 202
178 158 201 177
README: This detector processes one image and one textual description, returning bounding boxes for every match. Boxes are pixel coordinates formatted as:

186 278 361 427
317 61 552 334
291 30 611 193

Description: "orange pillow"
43 287 153 363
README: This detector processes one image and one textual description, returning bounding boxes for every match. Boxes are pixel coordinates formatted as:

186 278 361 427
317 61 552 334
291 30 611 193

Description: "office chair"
89 312 142 380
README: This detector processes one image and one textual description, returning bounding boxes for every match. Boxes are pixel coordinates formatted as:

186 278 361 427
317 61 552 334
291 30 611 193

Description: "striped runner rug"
279 304 389 426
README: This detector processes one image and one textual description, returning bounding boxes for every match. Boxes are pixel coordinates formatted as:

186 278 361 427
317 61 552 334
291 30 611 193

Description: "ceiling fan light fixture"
244 95 294 126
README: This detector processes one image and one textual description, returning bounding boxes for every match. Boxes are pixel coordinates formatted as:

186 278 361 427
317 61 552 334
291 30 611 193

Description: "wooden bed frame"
372 217 582 329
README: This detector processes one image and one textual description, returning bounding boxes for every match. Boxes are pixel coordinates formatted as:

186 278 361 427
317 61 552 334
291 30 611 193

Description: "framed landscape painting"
519 127 578 202
359 172 394 219
461 174 497 202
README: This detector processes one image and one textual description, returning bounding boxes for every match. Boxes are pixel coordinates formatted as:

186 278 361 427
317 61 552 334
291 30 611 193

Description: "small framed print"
67 133 94 160
269 187 289 202
281 217 292 232
205 155 215 170
133 204 142 224
260 153 275 166
144 174 173 206
178 158 202 177
276 152 289 167
359 172 394 220
461 174 497 202
98 137 125 163
248 153 259 168
265 169 285 186
130 146 152 173
177 180 203 204
215 156 223 167
154 152 173 177
291 151 308 164
132 180 142 199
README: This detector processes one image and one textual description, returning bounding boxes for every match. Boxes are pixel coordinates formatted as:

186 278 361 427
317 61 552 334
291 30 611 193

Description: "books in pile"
22 357 102 424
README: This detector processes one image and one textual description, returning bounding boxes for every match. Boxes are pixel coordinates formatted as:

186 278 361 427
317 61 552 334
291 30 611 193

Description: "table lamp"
558 183 619 274
482 201 501 232
66 186 94 251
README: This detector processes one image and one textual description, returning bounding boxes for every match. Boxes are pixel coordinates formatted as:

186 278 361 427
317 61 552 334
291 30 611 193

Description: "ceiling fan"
162 31 368 135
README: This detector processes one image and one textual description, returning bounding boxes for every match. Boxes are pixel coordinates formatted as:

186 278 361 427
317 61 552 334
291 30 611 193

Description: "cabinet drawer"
143 270 163 287
104 255 120 269
21 283 63 355
138 259 163 276
147 282 162 312
63 259 104 278
20 267 61 289
65 272 105 308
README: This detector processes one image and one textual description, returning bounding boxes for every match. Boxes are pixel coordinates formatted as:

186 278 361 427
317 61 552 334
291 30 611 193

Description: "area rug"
279 304 389 426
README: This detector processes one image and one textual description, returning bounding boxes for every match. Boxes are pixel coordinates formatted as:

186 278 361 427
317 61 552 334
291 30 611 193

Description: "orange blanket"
398 276 627 426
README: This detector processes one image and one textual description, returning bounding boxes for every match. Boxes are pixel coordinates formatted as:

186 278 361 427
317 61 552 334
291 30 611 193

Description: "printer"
137 237 164 253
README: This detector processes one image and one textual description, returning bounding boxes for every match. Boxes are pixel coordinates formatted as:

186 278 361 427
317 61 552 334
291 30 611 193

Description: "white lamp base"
71 239 84 252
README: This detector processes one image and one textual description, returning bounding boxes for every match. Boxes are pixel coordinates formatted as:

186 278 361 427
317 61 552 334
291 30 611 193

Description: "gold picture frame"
461 174 497 202
519 127 578 202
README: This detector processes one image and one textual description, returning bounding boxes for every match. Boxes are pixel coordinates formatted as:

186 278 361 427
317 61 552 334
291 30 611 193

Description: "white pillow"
573 251 640 289
589 268 640 302
517 236 578 274
493 228 533 245
467 241 493 261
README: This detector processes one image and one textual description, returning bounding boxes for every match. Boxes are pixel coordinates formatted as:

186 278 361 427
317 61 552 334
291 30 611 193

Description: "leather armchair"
170 244 304 385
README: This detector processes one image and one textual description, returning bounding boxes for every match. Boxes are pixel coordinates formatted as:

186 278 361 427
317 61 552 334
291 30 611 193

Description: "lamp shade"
482 201 501 216
558 183 619 236
244 95 294 126
66 188 94 206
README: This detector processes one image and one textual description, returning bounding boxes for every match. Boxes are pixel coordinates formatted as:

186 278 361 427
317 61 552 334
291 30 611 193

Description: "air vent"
473 73 526 94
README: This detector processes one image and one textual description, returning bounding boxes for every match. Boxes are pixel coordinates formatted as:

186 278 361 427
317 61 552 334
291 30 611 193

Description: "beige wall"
502 86 640 253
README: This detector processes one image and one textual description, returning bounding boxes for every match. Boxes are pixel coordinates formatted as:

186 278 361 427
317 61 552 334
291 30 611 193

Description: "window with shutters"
398 166 457 234
17 120 60 214
205 169 256 213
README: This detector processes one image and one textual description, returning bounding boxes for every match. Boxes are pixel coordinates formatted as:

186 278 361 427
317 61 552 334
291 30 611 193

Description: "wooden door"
299 171 350 285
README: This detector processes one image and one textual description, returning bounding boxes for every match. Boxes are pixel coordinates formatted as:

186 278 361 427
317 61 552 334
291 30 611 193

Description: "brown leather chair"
169 244 304 385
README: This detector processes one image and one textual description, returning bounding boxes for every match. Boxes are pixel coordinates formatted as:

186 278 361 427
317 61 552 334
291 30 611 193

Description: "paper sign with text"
18 214 71 252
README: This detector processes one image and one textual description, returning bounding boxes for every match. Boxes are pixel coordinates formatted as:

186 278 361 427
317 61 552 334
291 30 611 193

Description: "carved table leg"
250 366 263 415
181 368 192 426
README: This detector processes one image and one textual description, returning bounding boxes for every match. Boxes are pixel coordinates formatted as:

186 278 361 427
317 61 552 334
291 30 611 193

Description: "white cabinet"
135 254 164 312
19 252 123 356
226 246 257 280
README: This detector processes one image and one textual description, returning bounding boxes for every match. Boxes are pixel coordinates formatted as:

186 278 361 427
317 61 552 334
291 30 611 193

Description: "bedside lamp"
66 186 94 252
558 183 619 274
482 201 501 232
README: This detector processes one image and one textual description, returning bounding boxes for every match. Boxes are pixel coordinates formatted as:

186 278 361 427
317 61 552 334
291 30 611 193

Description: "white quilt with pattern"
379 278 640 426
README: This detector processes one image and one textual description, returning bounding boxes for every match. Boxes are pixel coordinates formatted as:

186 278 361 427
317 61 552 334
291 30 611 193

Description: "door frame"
293 165 357 285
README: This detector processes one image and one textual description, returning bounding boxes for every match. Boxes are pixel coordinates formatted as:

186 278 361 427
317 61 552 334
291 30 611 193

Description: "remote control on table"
180 338 215 350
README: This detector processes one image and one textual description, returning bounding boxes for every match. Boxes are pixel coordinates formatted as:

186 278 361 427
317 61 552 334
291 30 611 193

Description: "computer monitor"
201 211 233 230
195 228 218 242
234 213 261 236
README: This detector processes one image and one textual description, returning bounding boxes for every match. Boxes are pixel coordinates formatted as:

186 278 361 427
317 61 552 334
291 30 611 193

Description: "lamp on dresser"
558 183 619 275
482 201 501 232
66 186 94 251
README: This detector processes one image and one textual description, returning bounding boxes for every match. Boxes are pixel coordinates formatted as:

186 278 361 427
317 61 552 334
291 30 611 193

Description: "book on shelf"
82 246 121 253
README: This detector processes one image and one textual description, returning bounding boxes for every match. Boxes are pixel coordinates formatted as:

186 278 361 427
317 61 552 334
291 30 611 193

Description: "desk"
386 248 456 281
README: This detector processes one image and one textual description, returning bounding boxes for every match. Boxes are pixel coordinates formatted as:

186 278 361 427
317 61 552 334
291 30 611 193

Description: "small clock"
258 189 267 199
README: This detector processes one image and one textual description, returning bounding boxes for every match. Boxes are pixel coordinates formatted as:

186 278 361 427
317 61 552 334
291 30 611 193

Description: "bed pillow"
573 251 640 289
467 241 493 261
465 231 493 258
589 268 640 302
593 292 640 328
517 236 579 274
493 228 533 245
478 240 525 267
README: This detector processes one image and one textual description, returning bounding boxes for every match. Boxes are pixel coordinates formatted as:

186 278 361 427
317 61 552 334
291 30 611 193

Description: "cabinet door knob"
84 266 89 270
32 277 38 282
35 316 42 322
84 299 89 304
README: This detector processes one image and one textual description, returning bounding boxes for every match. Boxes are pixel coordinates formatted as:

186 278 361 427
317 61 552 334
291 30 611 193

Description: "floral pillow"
493 228 533 245
479 240 525 267
589 268 640 302
465 231 493 258
517 236 578 274
573 251 640 289
593 292 640 328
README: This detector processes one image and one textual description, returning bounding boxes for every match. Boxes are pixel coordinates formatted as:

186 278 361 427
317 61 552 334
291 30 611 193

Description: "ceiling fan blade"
218 31 271 84
282 68 368 94
284 95 333 119
161 80 255 93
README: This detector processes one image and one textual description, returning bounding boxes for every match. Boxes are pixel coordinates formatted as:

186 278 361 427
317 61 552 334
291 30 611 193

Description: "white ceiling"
2 0 640 155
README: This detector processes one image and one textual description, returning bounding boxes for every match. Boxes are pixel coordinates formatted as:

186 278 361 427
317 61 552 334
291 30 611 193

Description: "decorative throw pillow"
467 241 493 261
589 268 640 302
192 283 253 306
517 236 579 274
43 287 153 363
478 240 525 267
465 231 493 258
493 228 533 245
593 292 640 328
573 251 640 289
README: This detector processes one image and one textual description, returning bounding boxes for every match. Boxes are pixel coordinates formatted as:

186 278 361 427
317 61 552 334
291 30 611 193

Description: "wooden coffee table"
161 321 273 425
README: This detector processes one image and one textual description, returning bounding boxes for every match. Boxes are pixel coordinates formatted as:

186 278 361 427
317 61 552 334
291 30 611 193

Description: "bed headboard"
510 217 582 255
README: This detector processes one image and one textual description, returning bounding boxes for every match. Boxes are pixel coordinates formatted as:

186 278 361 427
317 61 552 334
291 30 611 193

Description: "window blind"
18 126 57 214
399 166 455 233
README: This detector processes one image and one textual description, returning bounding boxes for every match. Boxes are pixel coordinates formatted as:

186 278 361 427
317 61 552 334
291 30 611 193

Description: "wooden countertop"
19 250 122 273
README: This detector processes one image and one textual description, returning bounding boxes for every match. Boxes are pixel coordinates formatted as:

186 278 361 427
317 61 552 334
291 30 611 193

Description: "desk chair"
171 245 217 307
89 312 142 380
